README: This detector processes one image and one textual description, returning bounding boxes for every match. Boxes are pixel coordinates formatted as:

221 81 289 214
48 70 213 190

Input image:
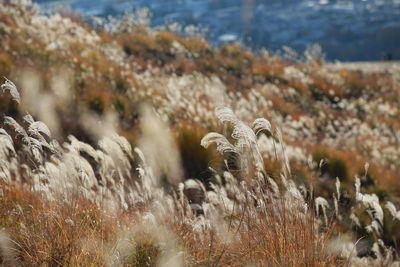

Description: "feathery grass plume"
385 201 400 221
0 229 18 266
327 235 358 259
3 115 47 164
109 133 133 156
335 177 341 200
138 105 183 186
364 162 370 176
3 116 27 138
276 128 291 179
50 71 72 101
333 177 341 219
98 136 132 173
20 71 40 109
1 78 20 104
215 107 237 124
23 114 53 153
133 146 158 200
19 71 61 137
216 107 260 155
155 228 184 267
202 107 267 179
315 196 329 225
284 178 304 204
355 176 384 236
369 239 398 265
0 129 15 158
80 111 119 142
349 208 361 228
252 118 272 135
200 132 238 154
333 195 339 220
355 177 384 224
109 220 184 267
25 114 51 138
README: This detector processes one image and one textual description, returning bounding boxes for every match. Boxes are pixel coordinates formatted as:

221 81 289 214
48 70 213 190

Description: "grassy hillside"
1 1 400 266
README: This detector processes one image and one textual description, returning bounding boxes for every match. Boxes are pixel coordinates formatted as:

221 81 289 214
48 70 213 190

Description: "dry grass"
0 2 400 266
0 182 110 266
0 180 338 266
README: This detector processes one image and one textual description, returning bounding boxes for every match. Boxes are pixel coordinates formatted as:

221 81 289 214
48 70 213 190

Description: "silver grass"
134 147 146 165
366 220 382 236
0 129 15 157
1 78 20 104
350 210 361 228
373 239 397 265
276 128 291 178
364 162 370 176
28 120 51 138
328 236 358 259
333 195 339 219
266 174 280 196
99 136 131 171
231 120 257 148
385 201 400 221
138 105 183 186
315 196 329 225
22 136 44 163
28 129 54 153
215 107 237 124
208 107 266 173
335 177 341 200
110 133 132 156
334 178 341 219
252 118 272 135
0 229 18 266
23 114 35 124
355 177 384 225
200 132 238 154
4 116 27 138
215 107 258 151
319 159 326 169
22 136 43 152
68 136 99 161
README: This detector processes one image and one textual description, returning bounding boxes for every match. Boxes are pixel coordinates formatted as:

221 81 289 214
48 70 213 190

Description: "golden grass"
0 179 339 266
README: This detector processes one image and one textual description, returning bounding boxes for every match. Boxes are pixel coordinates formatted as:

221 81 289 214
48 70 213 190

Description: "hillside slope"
0 1 400 265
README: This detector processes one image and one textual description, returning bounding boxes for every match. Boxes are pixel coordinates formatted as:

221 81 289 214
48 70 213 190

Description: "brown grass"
0 179 339 266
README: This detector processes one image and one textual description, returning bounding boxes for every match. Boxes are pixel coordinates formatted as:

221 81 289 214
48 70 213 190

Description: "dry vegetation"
0 1 400 266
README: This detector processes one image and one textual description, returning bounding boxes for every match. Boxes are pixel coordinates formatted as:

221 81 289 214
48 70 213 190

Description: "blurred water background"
33 0 400 61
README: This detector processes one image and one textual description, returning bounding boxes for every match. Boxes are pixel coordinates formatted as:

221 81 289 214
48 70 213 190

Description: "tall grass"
0 78 399 266
0 1 400 266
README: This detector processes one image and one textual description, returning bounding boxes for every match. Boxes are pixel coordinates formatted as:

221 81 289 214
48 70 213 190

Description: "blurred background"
34 0 400 62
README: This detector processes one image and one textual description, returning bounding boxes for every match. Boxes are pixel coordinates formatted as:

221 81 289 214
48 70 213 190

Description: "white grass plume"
253 118 272 135
355 177 383 225
315 196 329 225
0 129 15 158
335 177 341 200
26 116 51 138
1 78 20 104
200 132 238 154
0 229 18 266
385 201 400 221
350 209 361 228
4 116 27 138
203 107 267 176
138 105 183 186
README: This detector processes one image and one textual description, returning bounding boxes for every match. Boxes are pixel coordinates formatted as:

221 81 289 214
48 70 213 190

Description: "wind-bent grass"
0 1 400 265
